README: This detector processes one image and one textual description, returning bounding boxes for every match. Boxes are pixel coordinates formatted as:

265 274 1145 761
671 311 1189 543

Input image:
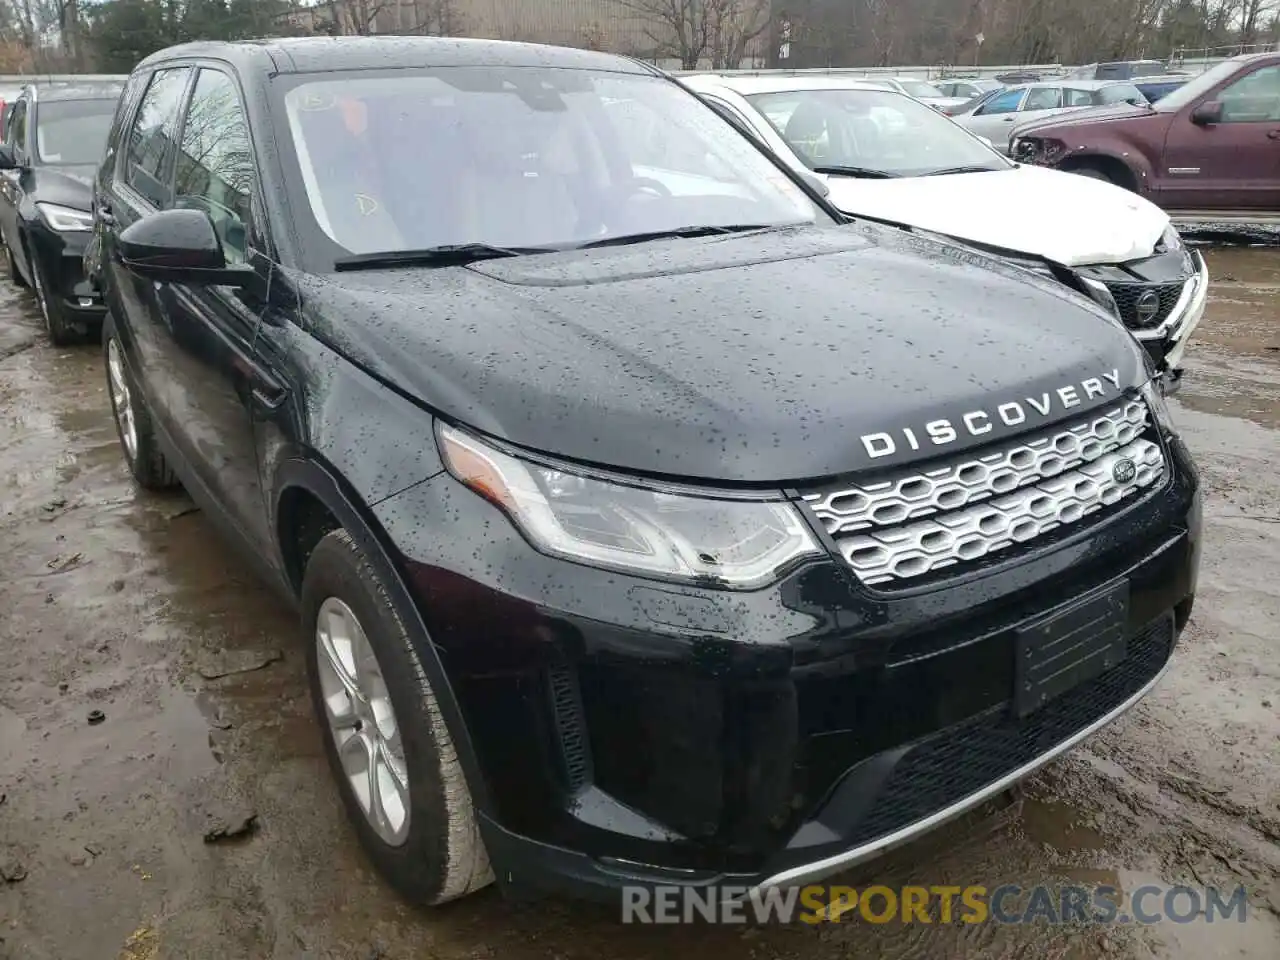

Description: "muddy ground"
1 247 1278 959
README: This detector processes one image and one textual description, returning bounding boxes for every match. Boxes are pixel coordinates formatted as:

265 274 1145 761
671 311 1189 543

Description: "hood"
824 164 1168 267
297 224 1146 485
1012 102 1153 138
921 96 971 109
29 164 95 209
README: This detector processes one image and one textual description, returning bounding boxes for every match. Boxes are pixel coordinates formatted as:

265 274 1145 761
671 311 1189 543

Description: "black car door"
101 65 194 429
0 97 29 274
154 65 277 551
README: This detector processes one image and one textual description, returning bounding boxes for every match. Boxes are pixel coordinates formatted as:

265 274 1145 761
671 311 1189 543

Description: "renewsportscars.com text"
621 883 1249 925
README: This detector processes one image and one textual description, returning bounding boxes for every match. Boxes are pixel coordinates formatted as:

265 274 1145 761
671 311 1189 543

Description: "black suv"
91 38 1201 905
0 80 123 343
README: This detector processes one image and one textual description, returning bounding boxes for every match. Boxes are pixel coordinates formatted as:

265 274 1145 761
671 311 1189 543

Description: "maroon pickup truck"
1011 52 1280 222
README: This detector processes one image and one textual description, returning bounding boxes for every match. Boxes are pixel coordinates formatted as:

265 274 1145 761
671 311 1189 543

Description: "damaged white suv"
682 74 1208 390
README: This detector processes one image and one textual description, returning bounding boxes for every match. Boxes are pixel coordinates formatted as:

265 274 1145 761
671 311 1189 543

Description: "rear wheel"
103 312 179 490
302 529 493 905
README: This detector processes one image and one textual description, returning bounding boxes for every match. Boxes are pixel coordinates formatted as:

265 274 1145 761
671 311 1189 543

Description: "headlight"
437 424 822 588
36 202 93 232
1141 379 1176 434
1077 276 1121 318
1159 223 1183 253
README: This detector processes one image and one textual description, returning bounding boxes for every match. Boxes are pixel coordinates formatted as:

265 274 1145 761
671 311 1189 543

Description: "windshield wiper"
920 165 1003 177
574 224 778 250
333 243 552 271
810 165 898 179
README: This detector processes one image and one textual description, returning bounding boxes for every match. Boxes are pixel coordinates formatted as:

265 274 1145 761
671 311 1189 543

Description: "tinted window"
6 99 26 152
279 69 822 260
978 89 1024 115
35 99 117 165
1218 65 1280 122
174 70 256 264
125 67 192 207
1023 87 1062 110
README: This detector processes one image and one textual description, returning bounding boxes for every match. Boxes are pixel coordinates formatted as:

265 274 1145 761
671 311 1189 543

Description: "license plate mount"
1013 580 1129 718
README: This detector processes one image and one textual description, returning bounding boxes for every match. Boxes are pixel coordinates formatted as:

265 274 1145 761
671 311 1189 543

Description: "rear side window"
1023 87 1062 110
978 89 1024 115
1063 88 1096 107
125 67 192 207
1097 83 1143 104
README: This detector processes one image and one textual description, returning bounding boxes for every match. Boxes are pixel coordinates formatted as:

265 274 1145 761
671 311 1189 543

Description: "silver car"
953 79 1148 153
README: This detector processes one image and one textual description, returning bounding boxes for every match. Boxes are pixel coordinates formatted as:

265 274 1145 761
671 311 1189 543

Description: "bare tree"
616 0 713 68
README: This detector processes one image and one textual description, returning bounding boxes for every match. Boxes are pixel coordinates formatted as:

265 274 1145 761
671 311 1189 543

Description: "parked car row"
682 73 1206 386
1011 51 1280 224
0 38 1203 912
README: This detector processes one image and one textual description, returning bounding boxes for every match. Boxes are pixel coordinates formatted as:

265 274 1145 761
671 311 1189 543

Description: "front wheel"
28 240 85 345
302 529 493 905
1069 166 1116 185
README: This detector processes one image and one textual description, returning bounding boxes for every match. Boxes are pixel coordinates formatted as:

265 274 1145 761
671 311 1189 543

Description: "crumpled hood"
824 164 1169 266
1012 102 1153 138
297 224 1146 484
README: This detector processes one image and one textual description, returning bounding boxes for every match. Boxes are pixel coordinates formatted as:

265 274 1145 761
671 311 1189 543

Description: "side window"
977 89 1024 115
173 69 256 265
1064 88 1096 107
1218 66 1280 122
704 96 762 144
125 67 192 208
8 100 27 152
1023 87 1062 111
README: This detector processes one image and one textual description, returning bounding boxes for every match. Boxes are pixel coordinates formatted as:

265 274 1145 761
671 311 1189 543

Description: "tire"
302 529 493 905
1070 166 1116 185
5 240 27 288
28 239 85 346
102 312 179 490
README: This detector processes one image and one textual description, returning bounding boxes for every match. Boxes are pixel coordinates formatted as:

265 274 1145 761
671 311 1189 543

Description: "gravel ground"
0 247 1277 959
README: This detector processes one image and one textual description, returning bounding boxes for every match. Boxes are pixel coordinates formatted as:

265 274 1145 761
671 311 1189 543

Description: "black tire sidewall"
27 239 77 345
101 314 173 489
301 530 466 904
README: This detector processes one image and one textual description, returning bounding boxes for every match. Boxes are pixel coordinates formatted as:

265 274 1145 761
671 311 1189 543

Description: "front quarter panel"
254 318 446 520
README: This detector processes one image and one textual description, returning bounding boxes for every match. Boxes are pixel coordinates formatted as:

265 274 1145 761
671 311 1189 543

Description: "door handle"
1268 129 1280 140
96 200 115 225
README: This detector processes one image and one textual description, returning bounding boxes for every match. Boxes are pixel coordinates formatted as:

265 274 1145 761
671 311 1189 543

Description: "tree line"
0 0 1274 76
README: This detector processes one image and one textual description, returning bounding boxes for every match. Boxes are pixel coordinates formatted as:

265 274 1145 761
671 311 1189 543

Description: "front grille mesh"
804 400 1165 586
1104 279 1185 330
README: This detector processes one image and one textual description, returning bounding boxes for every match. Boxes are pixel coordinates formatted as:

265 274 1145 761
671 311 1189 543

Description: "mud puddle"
0 257 1277 958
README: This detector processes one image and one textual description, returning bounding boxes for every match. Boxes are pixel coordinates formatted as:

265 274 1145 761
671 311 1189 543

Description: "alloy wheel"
106 338 138 463
315 596 411 846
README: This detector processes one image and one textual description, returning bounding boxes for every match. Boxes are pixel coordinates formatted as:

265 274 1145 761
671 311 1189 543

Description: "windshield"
35 99 116 165
1155 58 1250 112
746 88 1009 177
277 68 823 260
896 79 945 99
1097 83 1146 104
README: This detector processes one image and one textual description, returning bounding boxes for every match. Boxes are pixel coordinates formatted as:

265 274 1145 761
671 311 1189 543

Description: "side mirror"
0 143 16 171
1190 100 1222 125
797 168 830 197
118 208 261 292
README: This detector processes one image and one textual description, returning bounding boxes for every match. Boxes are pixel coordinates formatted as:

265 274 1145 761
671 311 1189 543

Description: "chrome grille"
804 401 1165 586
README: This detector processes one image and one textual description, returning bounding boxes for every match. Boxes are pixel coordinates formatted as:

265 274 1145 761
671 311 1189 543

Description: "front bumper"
1078 249 1208 390
27 226 105 324
373 434 1202 901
